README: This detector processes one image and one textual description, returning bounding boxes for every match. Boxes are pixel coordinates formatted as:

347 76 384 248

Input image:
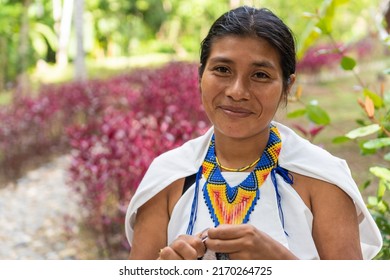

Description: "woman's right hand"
158 234 207 260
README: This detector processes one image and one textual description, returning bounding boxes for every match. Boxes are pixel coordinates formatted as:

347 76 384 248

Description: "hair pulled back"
199 6 296 91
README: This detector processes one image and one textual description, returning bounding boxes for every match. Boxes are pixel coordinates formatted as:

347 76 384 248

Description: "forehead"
207 35 281 67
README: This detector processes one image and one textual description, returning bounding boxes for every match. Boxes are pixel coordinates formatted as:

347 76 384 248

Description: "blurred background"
0 0 389 259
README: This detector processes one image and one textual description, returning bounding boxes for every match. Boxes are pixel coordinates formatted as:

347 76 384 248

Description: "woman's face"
200 35 293 140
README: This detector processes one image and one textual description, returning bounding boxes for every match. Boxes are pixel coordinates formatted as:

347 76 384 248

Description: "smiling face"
200 35 294 141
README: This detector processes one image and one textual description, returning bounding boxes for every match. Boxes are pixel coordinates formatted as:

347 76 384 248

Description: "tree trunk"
56 0 74 68
385 1 390 33
74 0 87 80
17 0 31 95
0 37 6 92
52 0 62 38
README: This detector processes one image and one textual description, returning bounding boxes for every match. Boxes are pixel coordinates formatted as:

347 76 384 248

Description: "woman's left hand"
204 224 298 260
158 234 207 260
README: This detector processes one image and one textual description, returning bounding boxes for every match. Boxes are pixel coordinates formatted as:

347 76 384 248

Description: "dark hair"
199 6 296 92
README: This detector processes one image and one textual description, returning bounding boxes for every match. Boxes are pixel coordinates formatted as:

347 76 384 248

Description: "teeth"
226 108 249 114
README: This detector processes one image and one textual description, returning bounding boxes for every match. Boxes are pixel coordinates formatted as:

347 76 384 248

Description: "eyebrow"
208 56 277 70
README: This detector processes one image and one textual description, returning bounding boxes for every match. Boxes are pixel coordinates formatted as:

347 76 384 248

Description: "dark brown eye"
215 66 230 73
253 72 269 79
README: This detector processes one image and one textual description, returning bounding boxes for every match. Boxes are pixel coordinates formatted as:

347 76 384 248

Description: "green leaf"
384 153 390 161
332 136 350 144
377 199 389 212
297 26 322 60
297 0 347 59
358 140 377 155
370 166 390 182
306 104 330 125
363 138 390 150
356 119 367 126
377 180 389 199
302 12 317 19
31 35 47 57
363 88 384 108
287 109 307 119
316 18 332 34
359 180 371 191
340 56 356 70
335 0 350 4
33 22 59 50
383 68 390 75
316 0 336 34
367 196 378 206
345 124 381 139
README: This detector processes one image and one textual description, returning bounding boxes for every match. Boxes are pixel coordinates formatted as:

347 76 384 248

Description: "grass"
30 53 194 85
0 53 189 105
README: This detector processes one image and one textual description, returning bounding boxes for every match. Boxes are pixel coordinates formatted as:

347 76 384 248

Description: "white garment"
125 121 383 259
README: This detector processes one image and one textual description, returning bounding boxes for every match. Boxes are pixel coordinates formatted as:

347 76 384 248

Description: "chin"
215 124 271 140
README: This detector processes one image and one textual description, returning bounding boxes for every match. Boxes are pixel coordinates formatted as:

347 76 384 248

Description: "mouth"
218 105 254 118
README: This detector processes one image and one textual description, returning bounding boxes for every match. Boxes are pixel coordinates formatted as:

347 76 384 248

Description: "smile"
218 105 253 118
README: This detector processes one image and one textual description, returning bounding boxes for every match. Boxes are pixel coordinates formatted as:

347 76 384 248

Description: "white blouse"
125 122 382 259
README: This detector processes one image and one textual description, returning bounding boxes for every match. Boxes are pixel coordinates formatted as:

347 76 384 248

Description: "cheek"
200 80 216 105
201 92 214 116
260 86 283 102
200 86 210 110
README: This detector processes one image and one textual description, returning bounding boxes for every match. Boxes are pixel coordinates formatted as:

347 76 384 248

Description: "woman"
125 6 382 260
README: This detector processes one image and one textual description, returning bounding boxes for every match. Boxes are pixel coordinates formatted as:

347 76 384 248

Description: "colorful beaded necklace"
202 125 282 226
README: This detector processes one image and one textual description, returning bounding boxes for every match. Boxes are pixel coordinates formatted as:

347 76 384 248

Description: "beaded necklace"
202 125 282 226
215 156 261 172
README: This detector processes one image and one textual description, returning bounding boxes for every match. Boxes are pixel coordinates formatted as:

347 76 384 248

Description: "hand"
204 224 297 260
158 234 207 260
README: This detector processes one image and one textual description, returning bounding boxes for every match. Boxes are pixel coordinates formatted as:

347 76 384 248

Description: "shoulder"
138 177 186 217
290 172 350 211
290 172 363 259
274 122 382 259
275 121 357 209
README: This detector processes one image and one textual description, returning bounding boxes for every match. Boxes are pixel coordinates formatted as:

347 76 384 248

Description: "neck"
213 127 270 171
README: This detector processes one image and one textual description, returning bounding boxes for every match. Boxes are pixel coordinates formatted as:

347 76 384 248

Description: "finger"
158 246 183 260
204 236 241 254
174 239 199 259
196 228 209 241
207 224 247 240
186 234 209 258
171 237 206 259
207 224 234 240
196 228 209 253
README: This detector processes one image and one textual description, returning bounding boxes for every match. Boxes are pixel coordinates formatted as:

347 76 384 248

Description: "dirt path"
0 156 94 259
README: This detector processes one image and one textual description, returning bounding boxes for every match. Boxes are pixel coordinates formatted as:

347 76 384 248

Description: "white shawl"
125 121 382 259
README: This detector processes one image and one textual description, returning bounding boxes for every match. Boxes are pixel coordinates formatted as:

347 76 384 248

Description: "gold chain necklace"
215 156 261 172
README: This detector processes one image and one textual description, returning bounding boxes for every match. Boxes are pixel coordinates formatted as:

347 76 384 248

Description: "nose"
225 76 250 101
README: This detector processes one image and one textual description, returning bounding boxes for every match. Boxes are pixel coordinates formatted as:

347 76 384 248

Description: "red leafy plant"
0 78 108 182
297 39 374 74
66 62 209 258
292 123 325 143
0 62 208 258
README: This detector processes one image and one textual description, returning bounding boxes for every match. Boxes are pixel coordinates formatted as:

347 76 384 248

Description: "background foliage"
0 0 385 90
286 0 390 259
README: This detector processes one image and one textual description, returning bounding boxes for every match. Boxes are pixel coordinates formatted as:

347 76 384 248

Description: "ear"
280 74 296 107
287 74 296 93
